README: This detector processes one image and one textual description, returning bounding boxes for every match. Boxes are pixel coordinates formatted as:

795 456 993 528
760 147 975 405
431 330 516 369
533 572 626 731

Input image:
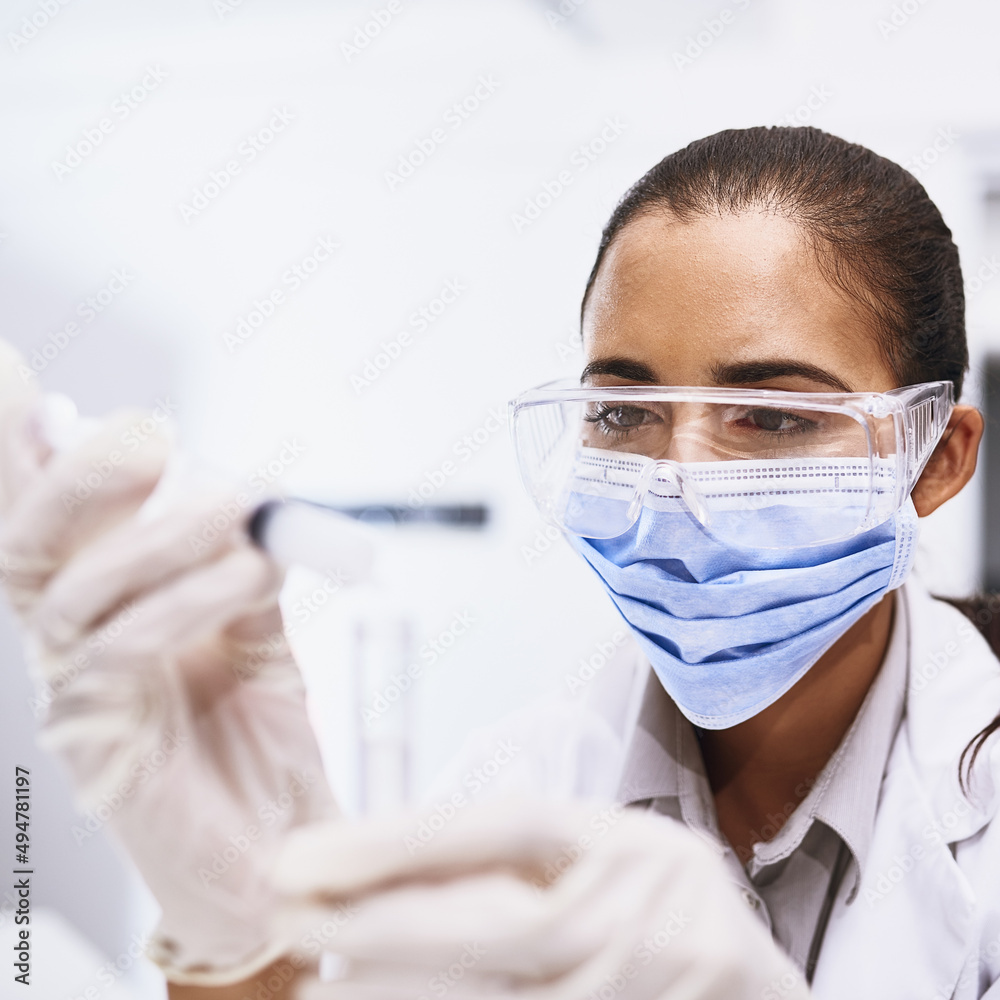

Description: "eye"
585 403 659 432
734 407 817 434
723 406 820 437
750 408 795 432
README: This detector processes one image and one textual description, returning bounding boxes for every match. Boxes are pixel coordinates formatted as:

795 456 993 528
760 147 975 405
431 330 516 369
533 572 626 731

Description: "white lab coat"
434 576 1000 999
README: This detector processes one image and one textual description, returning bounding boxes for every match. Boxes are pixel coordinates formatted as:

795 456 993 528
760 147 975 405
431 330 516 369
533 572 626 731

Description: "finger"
35 544 280 690
0 409 170 604
308 869 766 1000
34 492 249 649
294 966 519 1000
33 544 284 799
277 873 545 963
276 814 709 982
99 543 280 667
0 398 49 518
271 797 607 899
276 852 650 982
0 341 43 514
285 814 807 1000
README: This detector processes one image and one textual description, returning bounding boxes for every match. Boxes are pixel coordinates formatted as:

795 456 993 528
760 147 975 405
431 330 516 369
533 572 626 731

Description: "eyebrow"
710 360 854 393
580 356 854 393
580 358 659 384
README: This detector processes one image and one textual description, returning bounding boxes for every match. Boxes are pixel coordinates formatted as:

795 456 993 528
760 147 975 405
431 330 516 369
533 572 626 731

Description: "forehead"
582 210 897 393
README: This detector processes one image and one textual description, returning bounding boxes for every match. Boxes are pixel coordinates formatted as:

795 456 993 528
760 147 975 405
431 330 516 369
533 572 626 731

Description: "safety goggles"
508 379 954 548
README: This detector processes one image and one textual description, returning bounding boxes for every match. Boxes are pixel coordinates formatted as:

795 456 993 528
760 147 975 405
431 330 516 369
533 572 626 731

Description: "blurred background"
1 0 1000 995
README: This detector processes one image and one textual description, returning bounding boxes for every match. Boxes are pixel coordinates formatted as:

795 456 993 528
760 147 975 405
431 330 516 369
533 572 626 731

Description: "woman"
0 126 996 999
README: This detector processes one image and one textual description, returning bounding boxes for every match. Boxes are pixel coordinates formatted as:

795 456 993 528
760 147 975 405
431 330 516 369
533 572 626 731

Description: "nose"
658 403 720 463
635 459 711 528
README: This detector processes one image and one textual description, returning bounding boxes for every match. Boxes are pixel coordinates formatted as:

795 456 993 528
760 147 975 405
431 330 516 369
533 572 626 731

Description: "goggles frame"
508 379 955 543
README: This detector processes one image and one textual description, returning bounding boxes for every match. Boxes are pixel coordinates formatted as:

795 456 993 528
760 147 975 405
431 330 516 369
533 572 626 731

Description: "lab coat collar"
811 575 1000 998
901 575 1000 839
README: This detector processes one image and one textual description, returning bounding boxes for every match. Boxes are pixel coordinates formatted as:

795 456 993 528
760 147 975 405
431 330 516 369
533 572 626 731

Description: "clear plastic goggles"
508 380 954 548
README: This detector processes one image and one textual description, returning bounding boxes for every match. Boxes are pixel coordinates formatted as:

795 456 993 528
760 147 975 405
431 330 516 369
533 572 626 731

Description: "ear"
910 405 984 517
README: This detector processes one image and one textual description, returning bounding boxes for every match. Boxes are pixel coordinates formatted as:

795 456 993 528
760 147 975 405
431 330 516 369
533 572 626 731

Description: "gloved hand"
269 796 811 1000
0 351 338 986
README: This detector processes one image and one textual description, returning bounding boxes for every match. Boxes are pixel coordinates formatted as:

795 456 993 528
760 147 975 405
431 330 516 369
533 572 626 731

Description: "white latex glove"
0 358 338 986
270 797 811 1000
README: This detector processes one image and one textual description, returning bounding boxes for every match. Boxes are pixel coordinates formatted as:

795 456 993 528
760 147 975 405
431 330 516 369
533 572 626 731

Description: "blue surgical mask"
568 499 918 729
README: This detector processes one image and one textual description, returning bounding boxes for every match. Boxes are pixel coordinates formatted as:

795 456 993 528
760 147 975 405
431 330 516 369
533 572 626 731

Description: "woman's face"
581 210 898 395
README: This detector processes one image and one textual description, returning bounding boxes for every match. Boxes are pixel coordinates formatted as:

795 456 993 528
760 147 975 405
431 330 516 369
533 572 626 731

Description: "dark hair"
582 126 997 790
943 596 1000 793
581 125 968 396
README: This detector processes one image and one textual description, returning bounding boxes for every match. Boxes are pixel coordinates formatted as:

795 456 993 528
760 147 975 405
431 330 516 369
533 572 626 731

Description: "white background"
1 0 999 995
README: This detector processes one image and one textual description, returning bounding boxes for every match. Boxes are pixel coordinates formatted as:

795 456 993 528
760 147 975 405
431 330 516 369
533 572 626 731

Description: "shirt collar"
617 588 910 894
